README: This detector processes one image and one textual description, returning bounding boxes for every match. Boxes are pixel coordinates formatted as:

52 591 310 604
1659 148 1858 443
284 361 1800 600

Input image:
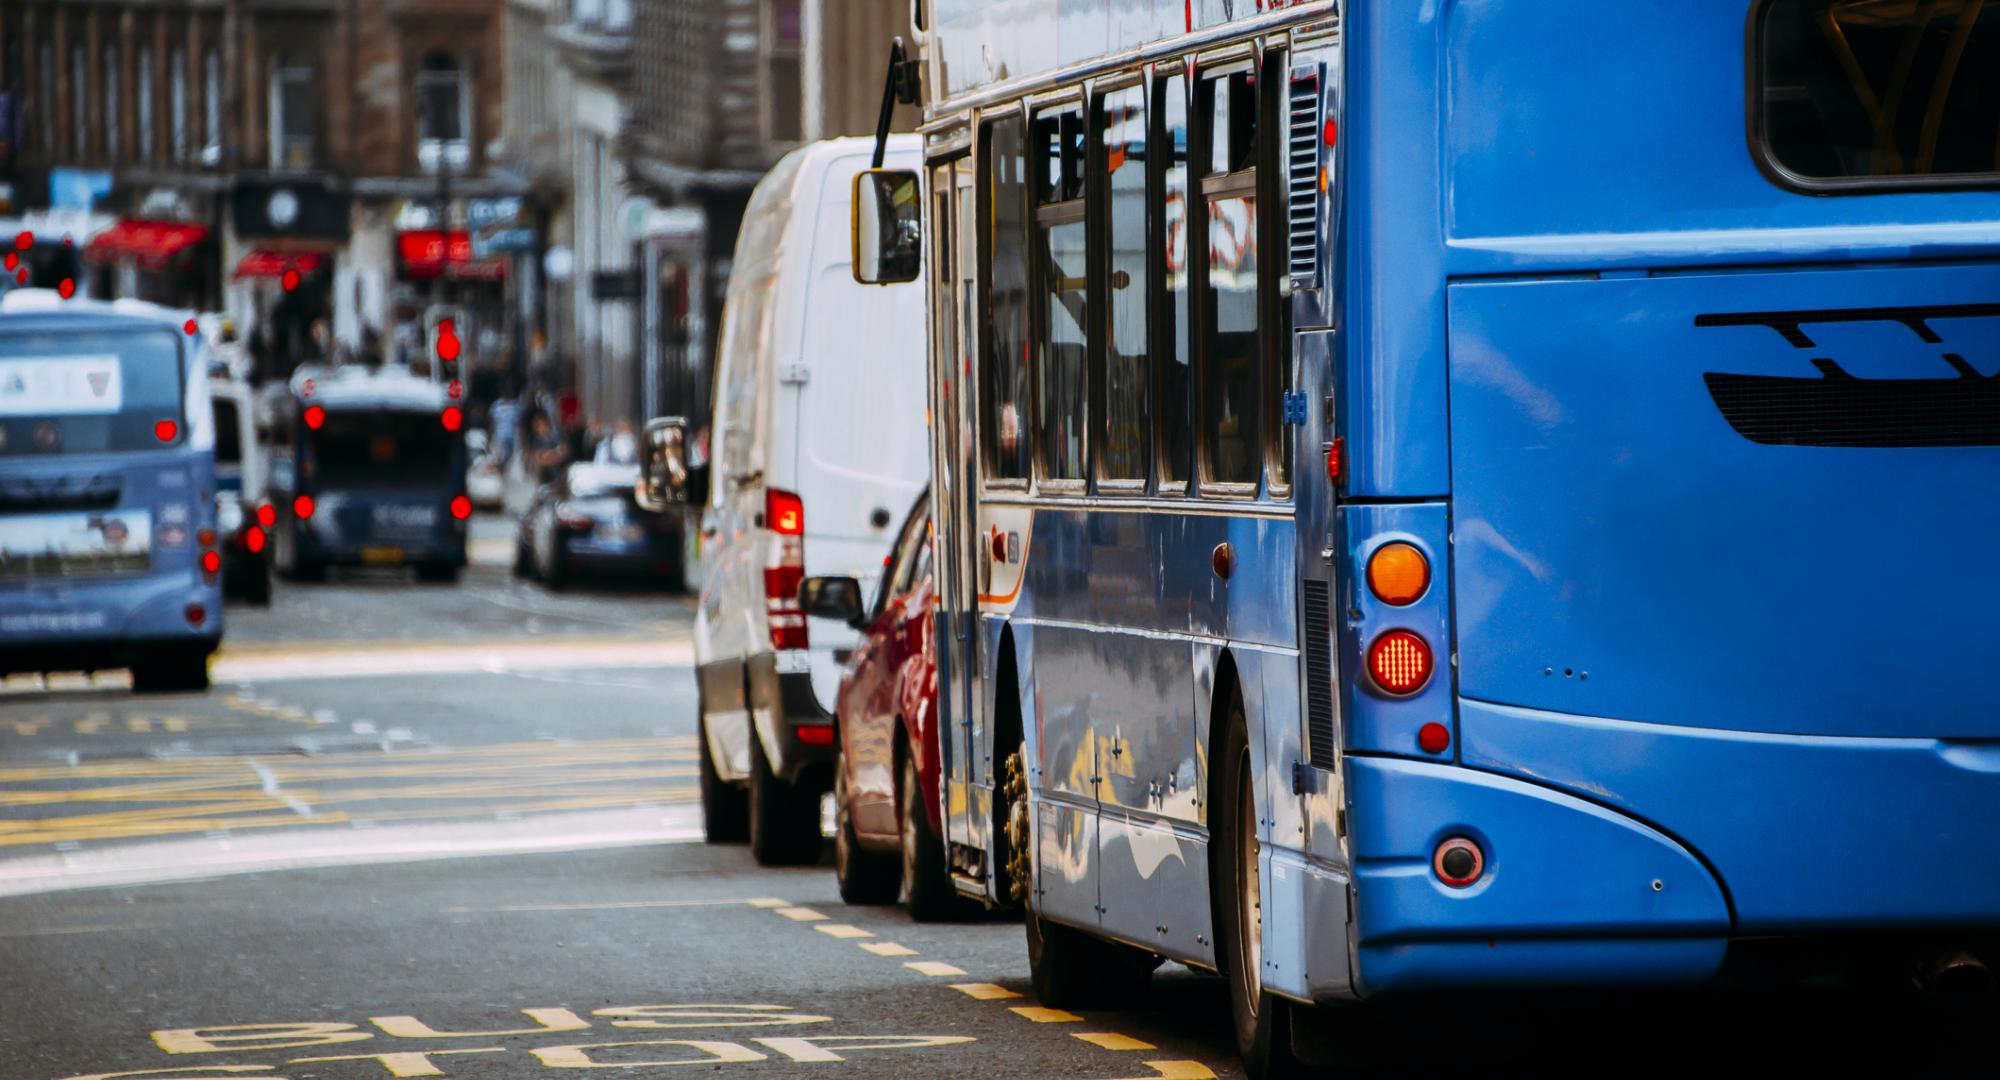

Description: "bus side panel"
1018 620 1103 931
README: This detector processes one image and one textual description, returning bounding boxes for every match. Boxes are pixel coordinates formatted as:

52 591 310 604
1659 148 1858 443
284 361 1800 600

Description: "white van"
692 135 928 865
208 375 271 604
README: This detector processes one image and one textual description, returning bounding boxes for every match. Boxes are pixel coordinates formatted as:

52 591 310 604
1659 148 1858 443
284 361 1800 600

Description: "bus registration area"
59 1005 975 1079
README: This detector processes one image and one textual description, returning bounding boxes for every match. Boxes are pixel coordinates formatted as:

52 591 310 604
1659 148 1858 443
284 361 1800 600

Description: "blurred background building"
0 0 913 437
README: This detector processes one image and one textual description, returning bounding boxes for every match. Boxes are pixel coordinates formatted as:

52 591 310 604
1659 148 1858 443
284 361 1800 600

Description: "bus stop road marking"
1009 1006 1083 1023
859 941 918 956
948 983 1021 1001
904 960 967 976
1075 1032 1156 1051
813 923 873 939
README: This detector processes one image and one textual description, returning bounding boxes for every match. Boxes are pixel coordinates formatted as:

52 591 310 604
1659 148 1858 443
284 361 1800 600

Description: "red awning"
84 220 210 269
233 250 326 279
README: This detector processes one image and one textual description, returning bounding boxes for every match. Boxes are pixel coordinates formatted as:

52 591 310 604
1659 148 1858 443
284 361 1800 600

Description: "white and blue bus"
0 291 224 692
850 1 2000 1074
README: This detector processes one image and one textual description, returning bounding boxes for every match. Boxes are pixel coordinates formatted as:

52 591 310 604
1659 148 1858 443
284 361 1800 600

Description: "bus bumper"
0 577 222 676
1346 755 1730 996
1458 698 2000 932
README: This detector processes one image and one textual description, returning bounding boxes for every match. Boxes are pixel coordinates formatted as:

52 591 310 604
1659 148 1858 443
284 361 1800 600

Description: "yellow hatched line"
0 812 354 848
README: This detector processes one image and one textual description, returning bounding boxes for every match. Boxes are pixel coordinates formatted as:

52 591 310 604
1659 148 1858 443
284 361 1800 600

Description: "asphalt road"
0 515 1987 1078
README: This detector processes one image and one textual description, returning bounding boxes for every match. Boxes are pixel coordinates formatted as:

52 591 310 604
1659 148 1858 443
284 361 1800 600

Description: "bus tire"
901 749 968 921
1216 696 1308 1079
835 745 899 904
131 650 210 694
747 726 821 865
698 713 750 844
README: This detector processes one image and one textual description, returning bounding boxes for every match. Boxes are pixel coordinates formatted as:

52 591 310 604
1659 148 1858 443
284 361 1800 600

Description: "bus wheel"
131 650 210 694
902 750 970 921
1216 697 1306 1078
835 744 899 904
697 712 749 844
1008 736 1151 1006
747 725 822 865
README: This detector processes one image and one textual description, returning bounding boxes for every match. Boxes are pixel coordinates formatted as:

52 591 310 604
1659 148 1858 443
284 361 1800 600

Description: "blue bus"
850 1 2000 1073
0 292 223 692
268 367 470 584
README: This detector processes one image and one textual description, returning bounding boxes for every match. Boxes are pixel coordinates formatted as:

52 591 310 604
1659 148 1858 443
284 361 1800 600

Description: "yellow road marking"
1010 1006 1082 1023
949 983 1022 1001
1075 1032 1156 1051
124 717 152 733
1118 1062 1217 1080
774 906 828 921
746 897 789 908
904 960 966 977
440 898 760 914
859 942 918 957
813 924 873 939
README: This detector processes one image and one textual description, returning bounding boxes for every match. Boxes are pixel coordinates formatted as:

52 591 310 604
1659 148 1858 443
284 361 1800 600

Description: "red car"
799 490 961 919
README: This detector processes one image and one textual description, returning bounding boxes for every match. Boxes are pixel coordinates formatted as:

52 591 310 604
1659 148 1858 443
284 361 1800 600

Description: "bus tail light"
303 405 326 430
185 603 207 627
442 406 464 432
1434 837 1484 888
1367 630 1432 696
201 550 221 575
244 526 266 554
1367 542 1430 605
293 495 315 520
449 495 473 520
154 419 178 443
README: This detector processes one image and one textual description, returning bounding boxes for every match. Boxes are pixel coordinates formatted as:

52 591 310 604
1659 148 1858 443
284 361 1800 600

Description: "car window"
875 493 931 617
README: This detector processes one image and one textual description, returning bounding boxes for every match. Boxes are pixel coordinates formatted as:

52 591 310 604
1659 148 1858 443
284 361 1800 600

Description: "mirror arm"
871 37 918 168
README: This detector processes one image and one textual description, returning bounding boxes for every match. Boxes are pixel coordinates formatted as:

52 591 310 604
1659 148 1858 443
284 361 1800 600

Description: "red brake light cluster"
293 495 316 521
154 419 178 443
303 405 326 430
449 495 473 520
764 489 807 650
256 503 277 529
1367 630 1433 696
766 489 804 536
442 406 463 432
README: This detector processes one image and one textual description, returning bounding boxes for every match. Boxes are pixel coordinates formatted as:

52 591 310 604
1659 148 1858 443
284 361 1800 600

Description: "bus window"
1157 74 1194 493
213 397 242 465
310 411 454 491
1200 69 1261 488
1099 83 1149 487
1034 103 1089 485
981 115 1033 483
1756 0 1999 186
0 328 185 456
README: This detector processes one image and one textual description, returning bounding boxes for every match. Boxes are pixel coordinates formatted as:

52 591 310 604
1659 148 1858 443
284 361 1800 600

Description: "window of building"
1033 104 1088 485
38 43 53 156
763 0 803 143
416 51 471 173
104 47 120 161
137 47 155 161
1156 73 1194 492
71 46 87 161
1098 83 1148 486
981 115 1032 483
269 57 313 170
1755 0 1999 188
1199 67 1261 489
203 50 222 166
170 48 188 163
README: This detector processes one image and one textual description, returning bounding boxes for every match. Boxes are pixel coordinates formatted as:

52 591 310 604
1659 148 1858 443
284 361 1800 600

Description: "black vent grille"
1286 67 1322 290
1303 579 1336 769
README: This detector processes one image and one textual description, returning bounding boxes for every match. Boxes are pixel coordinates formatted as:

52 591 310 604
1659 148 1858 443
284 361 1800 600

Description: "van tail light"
766 488 804 536
256 503 277 529
244 526 266 554
1367 630 1433 696
449 495 473 520
293 494 315 520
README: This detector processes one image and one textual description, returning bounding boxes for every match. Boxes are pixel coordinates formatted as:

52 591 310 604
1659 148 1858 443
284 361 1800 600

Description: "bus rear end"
0 308 221 691
1344 0 2000 994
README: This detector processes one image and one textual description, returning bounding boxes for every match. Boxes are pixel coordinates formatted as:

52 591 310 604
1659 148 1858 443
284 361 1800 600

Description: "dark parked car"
800 489 962 919
515 462 683 590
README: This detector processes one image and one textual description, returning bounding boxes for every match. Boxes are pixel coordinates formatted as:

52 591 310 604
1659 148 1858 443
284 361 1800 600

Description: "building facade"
0 0 517 386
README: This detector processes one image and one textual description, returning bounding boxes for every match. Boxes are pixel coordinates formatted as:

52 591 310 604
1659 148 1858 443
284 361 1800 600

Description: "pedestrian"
528 413 569 486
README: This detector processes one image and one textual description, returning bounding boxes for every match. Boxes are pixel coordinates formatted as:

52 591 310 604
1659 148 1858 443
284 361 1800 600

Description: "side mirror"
799 575 867 628
636 416 690 512
851 169 922 285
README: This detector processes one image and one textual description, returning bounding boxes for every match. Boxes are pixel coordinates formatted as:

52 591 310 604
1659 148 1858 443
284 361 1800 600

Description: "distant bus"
852 1 2000 1074
0 292 224 692
268 367 470 584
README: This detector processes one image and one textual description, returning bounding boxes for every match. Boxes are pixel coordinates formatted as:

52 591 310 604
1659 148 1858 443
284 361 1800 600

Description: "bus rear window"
310 412 454 491
1756 0 1999 188
213 399 242 464
0 328 186 455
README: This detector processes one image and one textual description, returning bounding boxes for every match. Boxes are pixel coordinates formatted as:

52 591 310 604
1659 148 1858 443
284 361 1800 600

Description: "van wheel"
835 746 899 904
902 750 967 921
131 650 211 694
698 714 749 844
1007 735 1152 1006
1216 696 1308 1079
748 728 822 866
